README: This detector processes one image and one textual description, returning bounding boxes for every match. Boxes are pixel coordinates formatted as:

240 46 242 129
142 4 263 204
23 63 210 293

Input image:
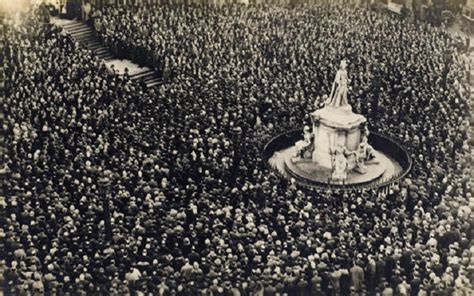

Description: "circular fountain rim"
263 129 412 191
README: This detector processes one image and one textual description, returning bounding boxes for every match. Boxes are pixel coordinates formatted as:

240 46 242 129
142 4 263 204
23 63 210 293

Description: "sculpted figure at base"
332 145 349 182
293 126 313 160
330 136 357 183
326 60 349 108
358 126 376 162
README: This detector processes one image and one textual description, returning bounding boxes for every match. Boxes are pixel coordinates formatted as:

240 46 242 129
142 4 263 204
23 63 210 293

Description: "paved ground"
50 17 76 27
104 59 152 76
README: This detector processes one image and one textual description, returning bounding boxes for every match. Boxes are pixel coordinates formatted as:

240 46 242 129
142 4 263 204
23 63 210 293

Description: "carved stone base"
285 148 389 186
311 106 367 172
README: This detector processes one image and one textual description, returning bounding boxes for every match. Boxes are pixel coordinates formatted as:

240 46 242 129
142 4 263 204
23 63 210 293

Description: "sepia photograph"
1 0 473 295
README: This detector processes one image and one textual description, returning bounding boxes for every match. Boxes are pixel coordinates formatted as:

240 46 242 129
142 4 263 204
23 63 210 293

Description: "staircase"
61 21 114 60
129 69 162 88
58 20 161 88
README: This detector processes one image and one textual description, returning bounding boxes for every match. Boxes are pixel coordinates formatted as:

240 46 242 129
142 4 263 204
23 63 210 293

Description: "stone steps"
60 21 115 61
144 79 161 88
130 70 157 81
54 18 161 88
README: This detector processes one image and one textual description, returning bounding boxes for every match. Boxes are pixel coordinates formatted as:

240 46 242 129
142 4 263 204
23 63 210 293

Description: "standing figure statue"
326 60 349 108
332 144 349 182
330 135 357 183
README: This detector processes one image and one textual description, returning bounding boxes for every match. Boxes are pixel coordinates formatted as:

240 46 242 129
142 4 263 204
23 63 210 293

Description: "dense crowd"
2 3 473 295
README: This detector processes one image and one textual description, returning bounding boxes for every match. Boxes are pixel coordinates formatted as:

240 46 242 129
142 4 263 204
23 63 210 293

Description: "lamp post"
98 170 112 242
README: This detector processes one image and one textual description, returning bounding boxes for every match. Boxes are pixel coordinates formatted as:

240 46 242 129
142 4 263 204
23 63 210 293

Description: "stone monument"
267 61 408 188
291 60 376 184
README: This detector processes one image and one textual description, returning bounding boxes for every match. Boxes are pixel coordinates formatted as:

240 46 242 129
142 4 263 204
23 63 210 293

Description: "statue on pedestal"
273 58 394 188
326 60 349 108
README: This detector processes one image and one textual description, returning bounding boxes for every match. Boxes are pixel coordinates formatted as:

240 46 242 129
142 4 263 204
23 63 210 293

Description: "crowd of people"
2 2 473 295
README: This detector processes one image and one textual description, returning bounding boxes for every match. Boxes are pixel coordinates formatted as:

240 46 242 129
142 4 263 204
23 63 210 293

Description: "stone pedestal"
311 105 366 170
